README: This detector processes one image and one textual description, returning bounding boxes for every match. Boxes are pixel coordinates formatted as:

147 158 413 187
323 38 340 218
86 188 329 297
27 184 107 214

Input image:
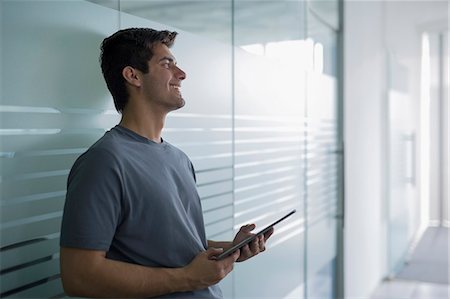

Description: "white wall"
344 1 448 298
344 1 387 297
427 29 449 226
443 31 449 226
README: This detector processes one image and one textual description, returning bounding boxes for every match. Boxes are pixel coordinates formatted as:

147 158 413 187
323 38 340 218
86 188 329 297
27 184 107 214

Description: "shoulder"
78 141 118 166
70 131 125 178
164 141 194 165
79 127 133 163
164 141 189 158
164 141 197 177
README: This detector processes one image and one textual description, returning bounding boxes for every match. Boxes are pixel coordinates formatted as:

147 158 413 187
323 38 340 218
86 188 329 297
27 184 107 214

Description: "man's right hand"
183 247 240 290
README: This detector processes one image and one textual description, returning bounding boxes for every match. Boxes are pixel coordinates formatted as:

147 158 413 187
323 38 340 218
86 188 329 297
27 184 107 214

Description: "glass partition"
117 3 234 296
386 51 416 275
233 1 306 298
305 8 340 299
0 1 120 297
1 1 342 297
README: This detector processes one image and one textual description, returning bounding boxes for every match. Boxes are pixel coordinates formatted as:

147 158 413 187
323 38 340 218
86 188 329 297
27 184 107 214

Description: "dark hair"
100 28 177 113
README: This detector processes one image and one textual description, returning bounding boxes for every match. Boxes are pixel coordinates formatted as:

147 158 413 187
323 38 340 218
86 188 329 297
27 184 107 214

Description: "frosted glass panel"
386 52 417 274
1 0 120 297
305 72 338 299
119 6 234 298
305 9 339 297
387 89 415 273
119 2 233 237
233 0 306 295
234 48 305 298
1 0 341 297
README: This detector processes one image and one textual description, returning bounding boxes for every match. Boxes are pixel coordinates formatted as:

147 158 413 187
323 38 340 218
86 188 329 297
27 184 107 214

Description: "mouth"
169 84 181 91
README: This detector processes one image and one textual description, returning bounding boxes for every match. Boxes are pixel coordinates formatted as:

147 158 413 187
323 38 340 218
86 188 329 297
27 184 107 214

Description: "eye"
161 59 172 69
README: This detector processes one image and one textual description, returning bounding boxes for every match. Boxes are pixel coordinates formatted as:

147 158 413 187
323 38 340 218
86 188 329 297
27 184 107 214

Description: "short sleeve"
60 148 123 251
189 161 197 183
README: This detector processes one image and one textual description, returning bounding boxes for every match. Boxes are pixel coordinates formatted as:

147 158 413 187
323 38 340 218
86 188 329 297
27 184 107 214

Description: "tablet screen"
215 209 296 260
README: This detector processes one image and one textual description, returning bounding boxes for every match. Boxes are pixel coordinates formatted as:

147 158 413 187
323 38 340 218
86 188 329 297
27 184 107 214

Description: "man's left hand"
232 224 274 262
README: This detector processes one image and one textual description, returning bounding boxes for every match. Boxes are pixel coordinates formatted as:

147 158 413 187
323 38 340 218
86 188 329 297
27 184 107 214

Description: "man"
60 28 273 298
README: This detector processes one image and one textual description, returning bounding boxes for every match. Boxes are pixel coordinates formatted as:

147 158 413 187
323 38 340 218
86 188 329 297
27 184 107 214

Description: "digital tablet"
215 209 296 260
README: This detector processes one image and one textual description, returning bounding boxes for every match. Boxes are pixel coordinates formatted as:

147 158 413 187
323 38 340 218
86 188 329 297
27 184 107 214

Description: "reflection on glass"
308 0 339 30
307 13 337 76
239 38 325 74
120 0 232 44
234 0 306 46
314 42 324 73
89 0 232 44
86 0 119 11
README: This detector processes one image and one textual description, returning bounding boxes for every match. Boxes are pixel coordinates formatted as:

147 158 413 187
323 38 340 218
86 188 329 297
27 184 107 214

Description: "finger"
249 237 260 254
231 248 241 261
258 234 266 251
264 227 274 240
206 247 224 259
216 253 237 279
240 224 256 233
240 243 253 258
222 248 240 266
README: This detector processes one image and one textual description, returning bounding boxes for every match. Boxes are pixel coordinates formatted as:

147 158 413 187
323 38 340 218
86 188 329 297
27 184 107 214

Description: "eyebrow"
158 56 177 65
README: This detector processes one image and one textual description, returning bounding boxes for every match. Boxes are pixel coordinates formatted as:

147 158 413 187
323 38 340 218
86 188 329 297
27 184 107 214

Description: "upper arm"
60 148 123 250
60 246 106 276
60 247 106 294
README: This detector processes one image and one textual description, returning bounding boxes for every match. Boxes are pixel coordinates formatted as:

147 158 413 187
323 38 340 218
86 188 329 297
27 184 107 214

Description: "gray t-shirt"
60 125 222 298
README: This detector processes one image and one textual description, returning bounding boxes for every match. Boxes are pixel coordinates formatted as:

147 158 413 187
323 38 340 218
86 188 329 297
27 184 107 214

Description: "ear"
122 66 142 87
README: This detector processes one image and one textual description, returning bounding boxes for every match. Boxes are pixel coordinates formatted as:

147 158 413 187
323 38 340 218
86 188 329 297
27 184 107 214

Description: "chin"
168 98 185 111
176 98 186 109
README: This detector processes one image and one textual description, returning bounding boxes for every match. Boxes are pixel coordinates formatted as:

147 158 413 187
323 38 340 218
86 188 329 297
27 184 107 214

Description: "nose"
175 66 186 80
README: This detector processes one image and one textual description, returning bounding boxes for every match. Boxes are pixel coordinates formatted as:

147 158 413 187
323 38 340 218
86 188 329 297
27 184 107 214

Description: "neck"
119 102 167 144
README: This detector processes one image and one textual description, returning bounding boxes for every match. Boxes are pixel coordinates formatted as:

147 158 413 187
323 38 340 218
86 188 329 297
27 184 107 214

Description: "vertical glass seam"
336 0 346 297
303 1 309 298
231 0 236 297
118 0 121 29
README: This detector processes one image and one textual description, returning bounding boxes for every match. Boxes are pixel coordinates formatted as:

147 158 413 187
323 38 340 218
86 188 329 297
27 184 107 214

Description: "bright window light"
240 43 265 56
314 42 324 74
420 32 431 230
240 39 317 72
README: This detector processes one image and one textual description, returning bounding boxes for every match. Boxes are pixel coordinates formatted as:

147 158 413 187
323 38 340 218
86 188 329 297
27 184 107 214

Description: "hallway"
371 279 448 299
371 227 449 299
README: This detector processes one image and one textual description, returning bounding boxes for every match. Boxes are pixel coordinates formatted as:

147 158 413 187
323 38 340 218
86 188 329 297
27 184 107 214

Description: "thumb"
240 224 256 232
206 247 224 259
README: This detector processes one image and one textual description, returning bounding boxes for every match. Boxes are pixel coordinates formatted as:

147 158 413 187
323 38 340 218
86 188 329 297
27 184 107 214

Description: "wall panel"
1 1 120 296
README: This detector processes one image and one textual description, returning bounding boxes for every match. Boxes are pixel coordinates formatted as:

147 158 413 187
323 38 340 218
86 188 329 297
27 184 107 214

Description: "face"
141 43 187 112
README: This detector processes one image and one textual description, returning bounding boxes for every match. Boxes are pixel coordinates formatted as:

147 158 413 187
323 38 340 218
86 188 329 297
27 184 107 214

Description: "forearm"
61 247 191 298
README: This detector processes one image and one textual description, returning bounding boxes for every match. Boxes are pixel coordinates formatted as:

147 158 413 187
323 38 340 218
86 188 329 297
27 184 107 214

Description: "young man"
60 28 273 298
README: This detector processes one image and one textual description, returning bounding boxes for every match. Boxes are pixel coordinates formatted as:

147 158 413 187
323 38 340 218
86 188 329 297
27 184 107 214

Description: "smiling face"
141 42 187 112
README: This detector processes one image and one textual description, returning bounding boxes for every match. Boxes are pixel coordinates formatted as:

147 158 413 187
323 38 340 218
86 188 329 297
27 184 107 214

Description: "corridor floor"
371 227 449 299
